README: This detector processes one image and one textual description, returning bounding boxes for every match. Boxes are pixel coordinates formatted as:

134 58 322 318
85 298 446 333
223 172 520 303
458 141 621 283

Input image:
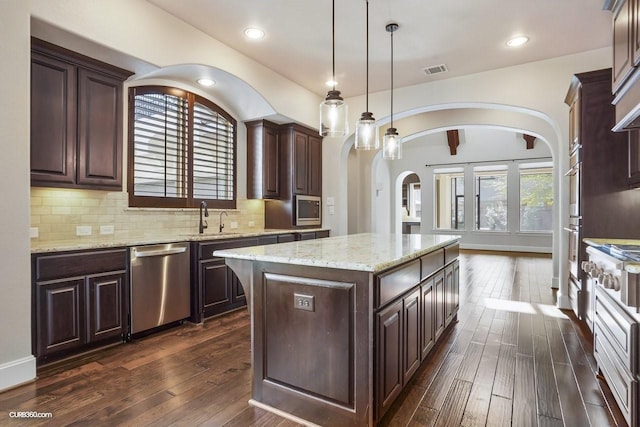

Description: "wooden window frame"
127 85 237 209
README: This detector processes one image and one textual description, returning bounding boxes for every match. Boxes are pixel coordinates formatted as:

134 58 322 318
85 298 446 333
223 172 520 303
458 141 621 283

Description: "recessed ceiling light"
197 78 216 87
244 27 265 40
506 36 529 48
325 80 338 87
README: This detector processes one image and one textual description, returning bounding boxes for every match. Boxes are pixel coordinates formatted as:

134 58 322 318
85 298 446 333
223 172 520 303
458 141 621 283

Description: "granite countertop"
583 237 640 274
214 233 461 273
31 228 330 254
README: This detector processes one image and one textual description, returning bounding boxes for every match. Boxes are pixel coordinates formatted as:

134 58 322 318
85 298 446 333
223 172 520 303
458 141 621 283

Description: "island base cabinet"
421 281 435 360
376 299 403 419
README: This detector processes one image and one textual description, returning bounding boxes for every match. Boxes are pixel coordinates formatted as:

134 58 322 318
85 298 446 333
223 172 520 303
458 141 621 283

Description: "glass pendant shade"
320 90 348 137
355 112 378 150
382 127 402 160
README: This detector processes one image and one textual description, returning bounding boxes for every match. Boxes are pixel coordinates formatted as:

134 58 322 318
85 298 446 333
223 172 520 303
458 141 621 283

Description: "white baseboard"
0 355 36 392
460 243 552 254
556 293 572 310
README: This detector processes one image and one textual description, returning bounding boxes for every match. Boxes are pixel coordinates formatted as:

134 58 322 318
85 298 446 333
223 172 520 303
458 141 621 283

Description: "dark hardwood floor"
0 251 626 426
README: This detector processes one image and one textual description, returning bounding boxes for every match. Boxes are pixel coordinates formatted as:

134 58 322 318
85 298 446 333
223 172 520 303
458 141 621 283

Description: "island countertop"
214 232 460 273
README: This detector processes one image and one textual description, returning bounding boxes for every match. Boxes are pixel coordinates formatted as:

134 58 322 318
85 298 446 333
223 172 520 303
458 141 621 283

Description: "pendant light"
355 0 378 150
319 0 348 137
382 23 402 160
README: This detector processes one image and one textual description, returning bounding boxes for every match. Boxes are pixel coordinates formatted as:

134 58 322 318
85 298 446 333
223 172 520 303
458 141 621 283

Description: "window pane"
193 102 235 201
434 172 464 230
132 93 188 198
519 169 553 232
475 171 507 231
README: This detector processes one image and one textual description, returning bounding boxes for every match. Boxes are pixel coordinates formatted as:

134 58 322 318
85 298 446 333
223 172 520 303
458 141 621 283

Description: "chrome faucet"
219 211 228 233
199 201 209 234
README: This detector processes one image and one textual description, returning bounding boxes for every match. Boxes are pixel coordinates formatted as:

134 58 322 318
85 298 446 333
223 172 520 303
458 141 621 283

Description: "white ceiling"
147 0 612 98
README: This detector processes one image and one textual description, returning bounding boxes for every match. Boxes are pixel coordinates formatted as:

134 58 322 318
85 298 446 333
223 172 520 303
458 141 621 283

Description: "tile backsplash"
30 188 264 243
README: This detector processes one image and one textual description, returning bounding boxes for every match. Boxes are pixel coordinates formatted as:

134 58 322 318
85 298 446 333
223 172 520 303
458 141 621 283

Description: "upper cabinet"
30 38 133 190
246 120 322 199
613 0 634 94
280 124 323 197
246 120 280 199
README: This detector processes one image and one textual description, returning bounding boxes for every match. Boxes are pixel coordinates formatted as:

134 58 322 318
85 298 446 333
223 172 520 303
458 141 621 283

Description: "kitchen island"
214 233 461 426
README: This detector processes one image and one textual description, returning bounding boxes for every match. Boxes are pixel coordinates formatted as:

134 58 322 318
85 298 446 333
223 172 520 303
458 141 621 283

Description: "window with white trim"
519 163 553 232
474 166 507 231
128 86 236 208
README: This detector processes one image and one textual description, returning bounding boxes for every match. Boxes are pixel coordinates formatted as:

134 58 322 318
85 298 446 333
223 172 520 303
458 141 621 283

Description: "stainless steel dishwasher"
129 242 191 335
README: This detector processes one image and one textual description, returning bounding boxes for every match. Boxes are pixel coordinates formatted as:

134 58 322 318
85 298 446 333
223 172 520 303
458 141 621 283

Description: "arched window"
128 86 236 209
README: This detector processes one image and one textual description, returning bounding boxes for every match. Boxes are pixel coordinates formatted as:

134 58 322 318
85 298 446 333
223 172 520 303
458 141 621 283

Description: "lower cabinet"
200 257 247 318
33 248 127 364
376 299 403 418
375 250 460 421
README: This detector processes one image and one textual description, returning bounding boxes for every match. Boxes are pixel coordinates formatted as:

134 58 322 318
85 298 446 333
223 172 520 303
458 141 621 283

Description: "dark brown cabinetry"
613 0 634 93
565 69 630 323
194 238 257 321
629 130 640 186
30 38 132 190
282 125 323 197
374 243 459 421
33 248 128 364
246 120 280 199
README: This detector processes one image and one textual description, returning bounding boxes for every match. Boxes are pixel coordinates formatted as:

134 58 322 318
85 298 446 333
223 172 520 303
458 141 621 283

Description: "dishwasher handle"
133 247 187 258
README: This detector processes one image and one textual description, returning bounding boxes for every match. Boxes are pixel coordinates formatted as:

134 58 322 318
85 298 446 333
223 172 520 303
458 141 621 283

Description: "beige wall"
0 0 34 390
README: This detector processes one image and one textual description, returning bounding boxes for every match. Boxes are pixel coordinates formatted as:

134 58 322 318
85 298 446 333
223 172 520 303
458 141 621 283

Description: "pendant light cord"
332 0 336 91
365 0 369 112
390 27 394 129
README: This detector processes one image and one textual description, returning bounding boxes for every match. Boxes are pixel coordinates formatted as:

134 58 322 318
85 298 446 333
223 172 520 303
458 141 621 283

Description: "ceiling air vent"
423 64 448 76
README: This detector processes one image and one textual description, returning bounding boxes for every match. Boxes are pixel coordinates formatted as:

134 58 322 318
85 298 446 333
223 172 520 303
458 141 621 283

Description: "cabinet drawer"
594 325 637 427
595 287 638 374
199 238 258 260
376 259 421 308
277 233 296 243
35 249 127 282
444 243 459 265
569 277 581 318
421 249 444 281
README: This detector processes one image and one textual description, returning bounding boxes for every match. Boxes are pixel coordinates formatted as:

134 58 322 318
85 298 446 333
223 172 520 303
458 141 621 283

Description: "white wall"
382 128 553 252
0 0 35 390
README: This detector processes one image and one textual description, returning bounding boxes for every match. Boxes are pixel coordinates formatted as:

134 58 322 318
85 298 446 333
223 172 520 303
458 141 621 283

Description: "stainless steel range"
583 244 640 426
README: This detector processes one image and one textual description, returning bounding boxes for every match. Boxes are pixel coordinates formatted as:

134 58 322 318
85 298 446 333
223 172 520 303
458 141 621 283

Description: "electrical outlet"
326 196 335 206
76 226 92 236
30 227 39 238
328 205 335 215
230 221 238 229
100 225 115 235
293 293 314 312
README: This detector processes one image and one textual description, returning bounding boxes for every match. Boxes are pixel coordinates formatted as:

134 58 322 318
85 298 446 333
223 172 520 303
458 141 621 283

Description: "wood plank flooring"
0 251 627 426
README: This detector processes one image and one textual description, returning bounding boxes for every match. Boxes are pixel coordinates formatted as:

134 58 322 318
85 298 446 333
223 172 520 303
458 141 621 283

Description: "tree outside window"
474 168 507 231
519 165 553 232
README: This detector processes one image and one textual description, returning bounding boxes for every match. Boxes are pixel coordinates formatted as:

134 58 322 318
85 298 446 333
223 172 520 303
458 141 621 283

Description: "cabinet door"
613 0 634 93
569 99 580 153
421 280 435 360
30 52 77 185
292 131 309 195
307 135 323 196
36 278 85 357
200 258 231 317
87 273 125 343
630 130 640 187
434 271 445 339
77 68 123 188
403 289 421 383
263 125 280 197
376 299 403 419
453 260 460 315
634 0 640 66
445 265 454 326
230 268 246 304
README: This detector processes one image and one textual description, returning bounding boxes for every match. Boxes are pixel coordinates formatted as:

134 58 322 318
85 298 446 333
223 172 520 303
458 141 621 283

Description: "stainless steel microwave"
295 195 321 226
